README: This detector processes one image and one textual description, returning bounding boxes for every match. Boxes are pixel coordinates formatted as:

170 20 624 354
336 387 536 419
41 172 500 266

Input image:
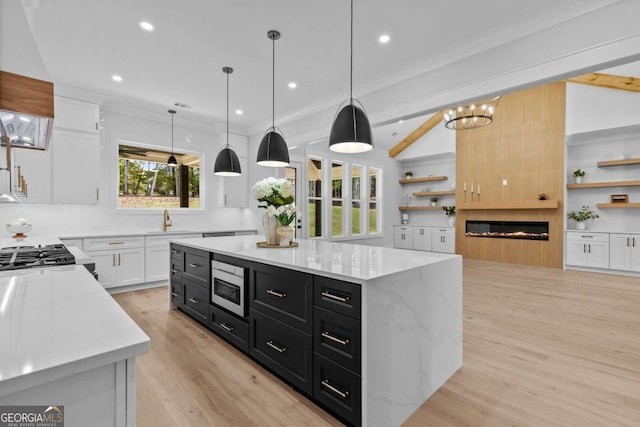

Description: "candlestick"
464 182 467 191
478 185 480 195
471 183 474 193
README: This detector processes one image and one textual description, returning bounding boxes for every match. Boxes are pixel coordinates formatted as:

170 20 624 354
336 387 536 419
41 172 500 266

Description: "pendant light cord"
226 70 230 147
171 112 174 154
350 0 353 103
272 34 276 130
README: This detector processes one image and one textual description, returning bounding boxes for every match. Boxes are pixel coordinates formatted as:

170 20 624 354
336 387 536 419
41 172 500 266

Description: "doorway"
285 161 303 239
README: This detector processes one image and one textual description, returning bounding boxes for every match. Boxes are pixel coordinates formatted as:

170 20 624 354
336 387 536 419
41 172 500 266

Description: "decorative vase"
277 225 293 246
575 176 583 184
576 221 586 230
262 213 279 245
448 217 456 226
405 175 412 180
431 202 437 207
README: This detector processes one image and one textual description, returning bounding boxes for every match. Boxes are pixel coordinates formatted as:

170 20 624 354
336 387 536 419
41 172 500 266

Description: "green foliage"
567 205 599 222
442 206 456 217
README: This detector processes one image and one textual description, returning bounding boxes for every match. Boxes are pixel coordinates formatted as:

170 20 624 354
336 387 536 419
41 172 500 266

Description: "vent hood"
0 70 54 151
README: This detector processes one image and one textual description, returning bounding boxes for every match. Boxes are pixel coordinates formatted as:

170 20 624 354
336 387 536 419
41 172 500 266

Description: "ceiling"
17 0 634 149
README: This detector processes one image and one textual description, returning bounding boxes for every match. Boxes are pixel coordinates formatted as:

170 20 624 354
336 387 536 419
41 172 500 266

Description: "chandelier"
442 96 501 130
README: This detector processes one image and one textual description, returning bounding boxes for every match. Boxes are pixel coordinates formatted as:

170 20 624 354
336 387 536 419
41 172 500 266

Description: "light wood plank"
399 175 447 184
597 157 640 167
115 261 640 427
412 190 456 197
388 113 442 158
567 180 640 189
596 203 640 209
399 206 446 211
567 72 640 94
457 200 559 210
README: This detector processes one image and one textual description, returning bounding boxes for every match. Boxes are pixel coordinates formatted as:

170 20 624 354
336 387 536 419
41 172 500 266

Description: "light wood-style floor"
114 260 640 426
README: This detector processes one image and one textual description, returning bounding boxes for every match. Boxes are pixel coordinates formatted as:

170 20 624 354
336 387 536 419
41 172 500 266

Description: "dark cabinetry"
170 244 210 326
210 304 249 353
313 276 362 426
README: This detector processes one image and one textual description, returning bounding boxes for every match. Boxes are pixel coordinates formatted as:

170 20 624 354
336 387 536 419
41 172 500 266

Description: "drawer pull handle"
219 323 234 332
171 292 178 297
267 289 287 298
171 249 179 254
321 291 350 303
108 241 125 245
322 331 350 346
188 297 200 304
171 269 179 274
266 340 286 353
321 380 349 399
188 263 200 268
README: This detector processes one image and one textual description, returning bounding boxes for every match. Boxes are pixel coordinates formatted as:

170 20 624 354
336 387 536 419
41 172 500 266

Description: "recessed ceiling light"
139 21 154 31
112 75 123 82
288 82 297 89
379 34 390 44
235 109 243 115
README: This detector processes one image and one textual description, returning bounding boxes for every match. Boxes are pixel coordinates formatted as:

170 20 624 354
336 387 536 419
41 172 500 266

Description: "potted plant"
430 196 438 206
443 206 456 226
567 205 599 230
572 168 586 184
404 171 414 179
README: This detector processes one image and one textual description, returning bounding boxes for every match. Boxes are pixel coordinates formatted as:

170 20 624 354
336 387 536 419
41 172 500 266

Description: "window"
369 167 380 233
285 166 298 238
351 165 362 235
308 158 323 237
118 144 201 209
331 162 344 237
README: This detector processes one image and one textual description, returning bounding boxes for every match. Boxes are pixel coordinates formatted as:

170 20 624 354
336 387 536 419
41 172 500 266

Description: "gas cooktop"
0 244 76 271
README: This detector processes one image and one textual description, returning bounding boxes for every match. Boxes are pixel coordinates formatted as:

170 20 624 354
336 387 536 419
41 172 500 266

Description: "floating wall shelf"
399 176 448 184
597 158 640 167
398 206 447 211
457 200 559 210
596 203 640 209
412 190 456 197
566 180 640 189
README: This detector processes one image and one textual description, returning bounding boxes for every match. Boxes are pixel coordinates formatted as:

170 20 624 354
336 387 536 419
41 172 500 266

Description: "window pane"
351 165 361 235
369 168 379 233
308 159 322 238
285 166 297 239
118 144 201 209
332 162 343 237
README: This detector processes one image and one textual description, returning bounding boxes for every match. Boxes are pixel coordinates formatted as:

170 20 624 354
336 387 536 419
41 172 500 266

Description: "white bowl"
6 222 32 236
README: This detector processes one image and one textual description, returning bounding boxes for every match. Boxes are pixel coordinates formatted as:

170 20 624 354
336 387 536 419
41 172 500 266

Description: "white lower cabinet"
565 232 609 269
609 233 640 272
394 225 455 253
432 228 455 254
394 226 414 249
83 236 145 289
144 233 202 282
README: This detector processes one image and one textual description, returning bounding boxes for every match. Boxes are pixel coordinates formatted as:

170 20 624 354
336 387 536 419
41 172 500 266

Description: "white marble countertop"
0 265 150 396
172 235 460 283
58 228 256 240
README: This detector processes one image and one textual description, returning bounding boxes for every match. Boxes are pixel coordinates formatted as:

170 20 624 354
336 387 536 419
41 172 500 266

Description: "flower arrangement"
252 177 294 209
567 205 599 222
572 168 586 177
442 206 456 217
267 205 297 226
404 171 414 177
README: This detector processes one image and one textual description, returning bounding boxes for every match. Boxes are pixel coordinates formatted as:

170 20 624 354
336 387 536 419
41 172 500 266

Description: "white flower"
280 180 293 198
266 205 278 216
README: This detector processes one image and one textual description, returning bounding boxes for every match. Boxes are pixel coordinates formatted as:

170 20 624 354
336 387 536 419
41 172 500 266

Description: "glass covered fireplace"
465 220 549 241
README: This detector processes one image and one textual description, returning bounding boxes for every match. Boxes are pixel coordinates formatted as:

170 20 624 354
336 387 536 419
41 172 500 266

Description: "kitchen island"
171 235 462 427
0 265 150 427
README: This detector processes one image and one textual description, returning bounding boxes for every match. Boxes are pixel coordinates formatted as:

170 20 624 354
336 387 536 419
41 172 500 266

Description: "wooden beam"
567 72 640 94
388 113 442 158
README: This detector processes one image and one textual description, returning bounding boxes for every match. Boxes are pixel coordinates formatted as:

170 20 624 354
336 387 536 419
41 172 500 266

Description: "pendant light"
329 0 373 153
256 30 290 167
214 66 242 176
167 109 178 167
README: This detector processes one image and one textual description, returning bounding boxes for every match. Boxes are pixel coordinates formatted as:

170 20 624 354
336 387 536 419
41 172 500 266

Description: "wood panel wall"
0 70 54 118
455 82 566 268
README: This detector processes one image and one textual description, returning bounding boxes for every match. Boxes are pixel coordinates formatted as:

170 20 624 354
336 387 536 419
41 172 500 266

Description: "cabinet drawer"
146 233 202 248
210 305 249 353
566 231 609 243
84 236 144 251
170 281 183 307
182 279 209 323
313 353 361 427
170 258 183 279
314 276 361 320
184 248 210 286
250 309 312 395
314 307 361 374
251 264 313 334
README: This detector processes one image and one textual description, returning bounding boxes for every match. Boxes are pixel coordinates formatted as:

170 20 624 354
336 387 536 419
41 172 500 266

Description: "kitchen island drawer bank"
169 235 462 427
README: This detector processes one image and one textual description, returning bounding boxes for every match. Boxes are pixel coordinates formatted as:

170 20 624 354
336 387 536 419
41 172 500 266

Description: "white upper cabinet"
53 96 100 134
223 157 248 208
51 129 99 204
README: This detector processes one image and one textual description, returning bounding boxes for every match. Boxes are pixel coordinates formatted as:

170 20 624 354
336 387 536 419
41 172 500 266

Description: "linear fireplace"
465 220 549 241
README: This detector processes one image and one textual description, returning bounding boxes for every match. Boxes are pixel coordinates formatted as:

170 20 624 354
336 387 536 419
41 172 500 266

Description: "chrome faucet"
163 209 172 231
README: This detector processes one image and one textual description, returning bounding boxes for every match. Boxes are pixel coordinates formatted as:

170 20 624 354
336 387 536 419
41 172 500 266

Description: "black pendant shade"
329 103 373 153
167 109 178 167
257 129 289 167
214 66 242 176
214 147 241 176
257 30 289 167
